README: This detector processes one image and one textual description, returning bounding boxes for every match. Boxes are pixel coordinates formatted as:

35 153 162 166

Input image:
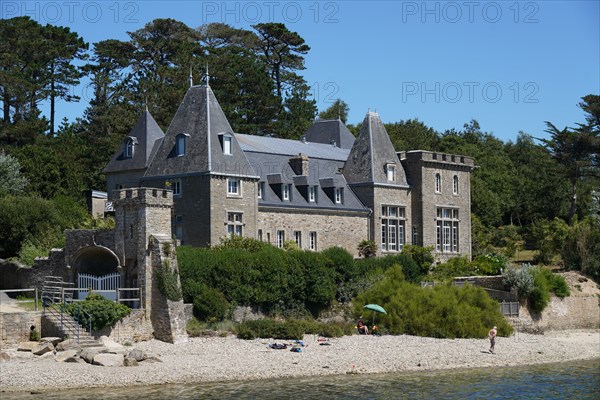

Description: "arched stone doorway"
70 246 121 300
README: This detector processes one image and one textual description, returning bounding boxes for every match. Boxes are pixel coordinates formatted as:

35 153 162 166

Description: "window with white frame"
381 205 406 252
412 226 418 245
276 230 285 248
258 182 264 199
436 207 459 253
453 175 459 195
226 212 243 236
223 135 232 155
167 180 182 196
283 184 291 200
227 178 240 196
309 186 316 202
435 173 441 193
124 138 134 158
176 134 187 156
309 231 317 251
293 231 302 248
335 187 343 204
386 163 396 182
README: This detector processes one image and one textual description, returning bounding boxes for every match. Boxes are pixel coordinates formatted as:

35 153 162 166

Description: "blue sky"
4 0 599 142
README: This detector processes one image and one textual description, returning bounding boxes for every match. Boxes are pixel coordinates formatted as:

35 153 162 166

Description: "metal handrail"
0 288 39 311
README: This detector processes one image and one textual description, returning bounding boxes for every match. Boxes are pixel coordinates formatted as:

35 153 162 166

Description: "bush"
502 264 534 298
63 293 130 331
235 319 305 340
192 284 230 322
353 265 513 338
155 263 182 302
357 240 377 258
473 254 506 275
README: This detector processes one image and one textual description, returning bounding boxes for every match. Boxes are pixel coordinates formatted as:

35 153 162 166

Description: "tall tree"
252 23 310 99
0 151 28 197
42 24 88 136
276 79 317 139
318 99 349 123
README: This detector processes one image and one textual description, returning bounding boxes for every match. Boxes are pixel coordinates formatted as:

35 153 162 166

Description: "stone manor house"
104 84 475 260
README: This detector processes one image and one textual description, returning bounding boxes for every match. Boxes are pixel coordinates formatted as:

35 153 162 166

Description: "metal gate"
77 272 120 301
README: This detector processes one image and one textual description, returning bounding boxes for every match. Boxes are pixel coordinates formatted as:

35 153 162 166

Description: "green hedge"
235 318 354 340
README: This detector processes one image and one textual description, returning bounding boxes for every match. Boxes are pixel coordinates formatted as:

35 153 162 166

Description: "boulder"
99 336 127 354
80 348 106 364
142 356 163 363
17 341 38 352
127 348 147 362
40 337 62 346
39 351 55 360
93 353 124 367
56 339 82 352
124 356 139 367
33 342 55 356
55 349 80 362
0 351 11 362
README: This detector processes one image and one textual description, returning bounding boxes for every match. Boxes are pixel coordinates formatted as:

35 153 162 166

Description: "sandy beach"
1 329 598 393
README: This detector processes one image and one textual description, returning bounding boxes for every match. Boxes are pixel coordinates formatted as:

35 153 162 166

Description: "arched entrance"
71 246 120 300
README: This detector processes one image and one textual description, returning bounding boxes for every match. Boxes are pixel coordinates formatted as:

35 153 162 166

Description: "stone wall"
96 309 154 344
0 312 42 348
210 176 258 245
257 208 369 256
454 275 507 291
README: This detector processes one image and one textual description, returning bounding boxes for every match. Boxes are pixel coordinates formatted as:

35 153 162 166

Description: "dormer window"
176 133 189 156
309 186 316 202
283 184 291 201
124 138 135 158
435 173 441 193
386 163 396 182
223 135 232 155
335 187 343 204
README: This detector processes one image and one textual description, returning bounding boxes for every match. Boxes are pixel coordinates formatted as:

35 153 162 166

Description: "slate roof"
236 133 349 161
303 119 356 149
243 150 368 212
343 112 408 187
144 85 256 179
103 111 164 173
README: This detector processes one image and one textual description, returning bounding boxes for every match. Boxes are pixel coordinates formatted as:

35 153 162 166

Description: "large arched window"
435 173 441 193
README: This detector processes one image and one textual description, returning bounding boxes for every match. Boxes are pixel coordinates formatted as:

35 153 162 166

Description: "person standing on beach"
488 326 497 354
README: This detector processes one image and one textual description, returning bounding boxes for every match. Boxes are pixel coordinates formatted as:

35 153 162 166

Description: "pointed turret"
144 85 256 178
343 111 408 186
103 110 165 174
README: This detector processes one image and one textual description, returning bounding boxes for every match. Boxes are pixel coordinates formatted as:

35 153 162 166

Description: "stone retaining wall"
0 312 42 348
97 309 154 344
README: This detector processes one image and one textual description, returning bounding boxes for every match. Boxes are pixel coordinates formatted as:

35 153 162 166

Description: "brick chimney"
289 153 309 176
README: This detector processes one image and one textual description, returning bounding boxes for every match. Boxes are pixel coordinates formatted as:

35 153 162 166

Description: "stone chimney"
289 153 309 176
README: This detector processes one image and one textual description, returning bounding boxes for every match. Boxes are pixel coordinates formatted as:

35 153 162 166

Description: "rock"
39 351 55 360
142 356 163 363
93 353 124 367
127 348 147 362
65 356 85 363
56 339 82 352
124 356 139 367
40 337 62 346
17 341 38 352
33 342 54 356
55 349 80 362
80 348 106 364
99 336 127 354
0 351 11 362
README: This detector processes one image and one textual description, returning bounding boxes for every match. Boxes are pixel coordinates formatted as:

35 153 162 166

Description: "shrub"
502 264 534 298
401 245 434 275
156 263 182 302
473 254 506 275
353 265 513 338
63 293 130 331
235 319 305 340
357 240 377 258
192 284 230 322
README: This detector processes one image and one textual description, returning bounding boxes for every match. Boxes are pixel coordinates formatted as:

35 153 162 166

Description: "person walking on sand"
488 326 497 354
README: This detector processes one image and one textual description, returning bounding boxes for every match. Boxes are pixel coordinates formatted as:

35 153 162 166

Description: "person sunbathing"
357 317 369 335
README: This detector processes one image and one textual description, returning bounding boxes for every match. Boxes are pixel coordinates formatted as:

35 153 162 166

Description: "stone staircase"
42 308 98 347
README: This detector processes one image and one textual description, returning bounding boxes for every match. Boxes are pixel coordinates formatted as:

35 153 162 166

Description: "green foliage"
63 293 130 331
473 254 506 275
357 240 377 258
561 217 600 281
401 245 434 275
502 264 535 298
212 235 269 252
29 327 40 341
354 265 513 338
0 152 28 197
235 318 350 340
190 283 230 322
156 262 183 302
319 99 350 124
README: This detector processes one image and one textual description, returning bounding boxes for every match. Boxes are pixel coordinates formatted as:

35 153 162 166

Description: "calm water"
3 359 599 399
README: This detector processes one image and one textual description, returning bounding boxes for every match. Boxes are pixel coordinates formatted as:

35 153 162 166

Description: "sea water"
3 359 599 399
